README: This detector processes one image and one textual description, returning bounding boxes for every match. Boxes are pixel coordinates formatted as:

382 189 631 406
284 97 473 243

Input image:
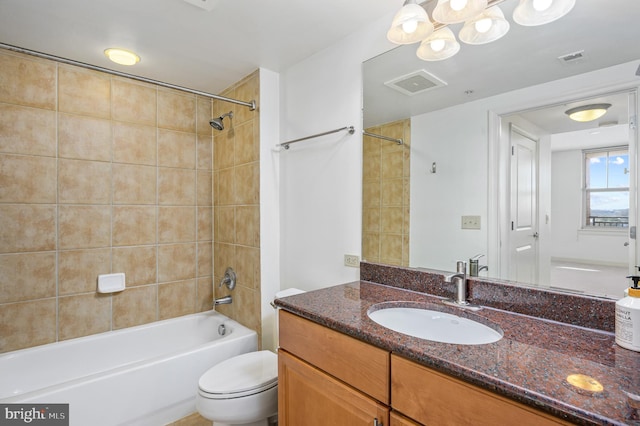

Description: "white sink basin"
367 306 503 345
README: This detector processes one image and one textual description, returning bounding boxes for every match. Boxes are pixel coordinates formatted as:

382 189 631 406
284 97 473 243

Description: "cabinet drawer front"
391 355 571 426
279 350 389 426
279 310 390 404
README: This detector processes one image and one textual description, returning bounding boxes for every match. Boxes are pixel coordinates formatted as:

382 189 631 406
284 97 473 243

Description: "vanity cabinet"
278 310 572 426
278 310 390 426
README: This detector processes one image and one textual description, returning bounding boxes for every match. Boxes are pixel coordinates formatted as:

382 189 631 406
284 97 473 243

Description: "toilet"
196 288 305 425
196 350 278 426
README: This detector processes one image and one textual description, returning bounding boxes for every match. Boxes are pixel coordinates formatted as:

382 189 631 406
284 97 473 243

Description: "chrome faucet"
443 260 482 311
469 254 488 277
214 295 232 306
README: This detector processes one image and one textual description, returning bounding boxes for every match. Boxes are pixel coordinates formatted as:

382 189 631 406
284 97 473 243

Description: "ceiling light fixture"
513 0 576 26
387 0 575 61
459 6 510 45
387 0 434 45
416 27 461 61
432 0 488 24
565 103 611 122
104 48 141 66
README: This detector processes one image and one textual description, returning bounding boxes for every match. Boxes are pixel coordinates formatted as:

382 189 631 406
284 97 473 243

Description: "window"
583 146 629 228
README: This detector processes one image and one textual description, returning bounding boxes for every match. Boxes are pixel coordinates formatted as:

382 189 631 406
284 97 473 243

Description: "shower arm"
0 43 256 111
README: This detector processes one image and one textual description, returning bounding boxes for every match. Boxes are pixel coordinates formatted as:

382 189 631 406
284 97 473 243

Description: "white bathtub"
0 310 257 426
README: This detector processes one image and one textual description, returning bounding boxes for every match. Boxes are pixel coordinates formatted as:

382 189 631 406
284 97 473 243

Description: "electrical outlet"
344 254 360 268
461 215 481 230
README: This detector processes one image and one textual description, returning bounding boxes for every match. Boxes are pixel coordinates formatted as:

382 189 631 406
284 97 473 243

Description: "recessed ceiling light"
565 103 611 122
104 48 140 66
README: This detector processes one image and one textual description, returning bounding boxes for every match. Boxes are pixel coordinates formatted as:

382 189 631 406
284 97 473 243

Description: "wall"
210 71 263 344
362 119 411 266
0 48 217 353
279 12 395 291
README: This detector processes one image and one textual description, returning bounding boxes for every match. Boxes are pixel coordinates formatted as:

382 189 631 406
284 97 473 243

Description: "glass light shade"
513 0 576 26
565 104 611 122
459 6 510 45
104 48 140 66
387 0 434 44
432 0 488 24
416 27 461 61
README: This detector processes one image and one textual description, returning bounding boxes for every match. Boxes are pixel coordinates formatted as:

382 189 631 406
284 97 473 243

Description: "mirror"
362 0 640 299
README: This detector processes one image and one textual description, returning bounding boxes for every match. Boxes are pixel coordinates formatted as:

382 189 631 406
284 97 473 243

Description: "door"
510 125 538 284
278 350 389 426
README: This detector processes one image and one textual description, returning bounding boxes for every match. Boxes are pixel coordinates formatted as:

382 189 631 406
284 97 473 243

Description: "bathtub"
0 310 257 426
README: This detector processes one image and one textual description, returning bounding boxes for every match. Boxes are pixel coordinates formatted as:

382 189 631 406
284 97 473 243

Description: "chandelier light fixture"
387 0 575 61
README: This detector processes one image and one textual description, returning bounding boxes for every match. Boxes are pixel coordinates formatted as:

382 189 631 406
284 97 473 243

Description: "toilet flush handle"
219 267 236 290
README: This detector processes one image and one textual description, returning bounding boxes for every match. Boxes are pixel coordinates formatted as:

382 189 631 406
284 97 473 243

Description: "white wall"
258 68 282 351
551 149 628 266
278 14 395 291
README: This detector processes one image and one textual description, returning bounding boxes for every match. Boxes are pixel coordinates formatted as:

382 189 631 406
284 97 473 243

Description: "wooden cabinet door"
279 349 389 426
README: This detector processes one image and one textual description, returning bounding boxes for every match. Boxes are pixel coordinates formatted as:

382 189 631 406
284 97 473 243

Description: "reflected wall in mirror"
362 0 640 299
362 120 411 266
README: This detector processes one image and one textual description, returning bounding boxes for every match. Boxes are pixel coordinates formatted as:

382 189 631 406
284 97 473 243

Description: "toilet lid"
199 350 278 396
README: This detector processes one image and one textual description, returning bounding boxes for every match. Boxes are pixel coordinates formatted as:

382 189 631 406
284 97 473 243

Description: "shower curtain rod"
363 131 403 145
279 126 355 150
0 43 256 111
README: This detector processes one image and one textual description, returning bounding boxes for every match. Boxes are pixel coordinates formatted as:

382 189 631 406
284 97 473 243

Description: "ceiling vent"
182 0 220 11
384 69 447 96
558 50 586 65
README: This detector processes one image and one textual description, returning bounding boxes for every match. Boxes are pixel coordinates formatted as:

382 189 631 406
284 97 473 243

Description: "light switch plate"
461 215 481 230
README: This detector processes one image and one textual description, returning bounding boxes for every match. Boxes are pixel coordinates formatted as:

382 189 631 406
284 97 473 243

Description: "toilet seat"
198 350 278 400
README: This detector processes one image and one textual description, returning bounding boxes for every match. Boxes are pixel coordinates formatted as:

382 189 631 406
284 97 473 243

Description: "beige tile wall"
362 120 411 266
0 49 262 353
211 71 262 346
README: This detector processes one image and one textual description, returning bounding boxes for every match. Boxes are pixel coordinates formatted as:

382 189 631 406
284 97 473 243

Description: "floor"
549 259 629 299
166 412 211 426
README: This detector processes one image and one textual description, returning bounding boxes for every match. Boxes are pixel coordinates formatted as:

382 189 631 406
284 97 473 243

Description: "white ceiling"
0 0 400 95
364 0 640 131
1 0 639 136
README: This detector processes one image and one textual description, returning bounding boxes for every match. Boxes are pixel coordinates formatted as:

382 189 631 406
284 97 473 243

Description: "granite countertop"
274 281 640 426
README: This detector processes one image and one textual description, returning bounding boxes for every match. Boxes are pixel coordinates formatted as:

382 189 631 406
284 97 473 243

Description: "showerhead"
209 111 233 131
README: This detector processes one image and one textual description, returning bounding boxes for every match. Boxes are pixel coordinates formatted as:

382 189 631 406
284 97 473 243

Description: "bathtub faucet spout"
214 295 232 306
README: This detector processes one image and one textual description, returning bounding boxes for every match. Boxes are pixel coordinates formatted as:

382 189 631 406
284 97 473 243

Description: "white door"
510 125 538 284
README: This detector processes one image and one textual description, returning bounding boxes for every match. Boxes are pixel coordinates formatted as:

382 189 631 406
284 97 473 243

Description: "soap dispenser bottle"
615 275 640 352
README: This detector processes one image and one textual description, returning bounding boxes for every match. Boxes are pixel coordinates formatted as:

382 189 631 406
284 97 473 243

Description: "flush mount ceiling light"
104 48 140 66
513 0 576 26
387 0 435 44
387 0 575 62
565 103 612 122
416 27 460 61
459 6 510 45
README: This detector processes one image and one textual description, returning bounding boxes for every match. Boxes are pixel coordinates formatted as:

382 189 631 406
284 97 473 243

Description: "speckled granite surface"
360 262 616 332
275 275 640 425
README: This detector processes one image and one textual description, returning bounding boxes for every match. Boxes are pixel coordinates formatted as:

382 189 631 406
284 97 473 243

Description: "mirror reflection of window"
584 147 629 229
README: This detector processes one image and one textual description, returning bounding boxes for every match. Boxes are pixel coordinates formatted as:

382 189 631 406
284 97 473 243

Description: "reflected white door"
510 126 538 284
